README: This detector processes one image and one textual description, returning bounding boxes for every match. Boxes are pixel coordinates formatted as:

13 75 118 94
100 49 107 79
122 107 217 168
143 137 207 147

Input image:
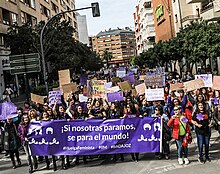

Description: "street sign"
9 53 41 75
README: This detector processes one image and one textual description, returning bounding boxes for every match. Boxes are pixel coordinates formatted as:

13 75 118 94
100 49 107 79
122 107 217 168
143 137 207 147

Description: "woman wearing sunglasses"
167 105 191 165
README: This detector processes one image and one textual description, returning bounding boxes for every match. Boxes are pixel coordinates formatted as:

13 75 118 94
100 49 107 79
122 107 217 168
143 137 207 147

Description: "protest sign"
104 82 112 89
123 74 135 84
116 70 126 78
79 94 88 103
31 93 46 105
105 86 121 93
183 78 205 92
28 117 162 156
80 74 88 85
119 81 132 92
170 83 184 91
135 83 146 95
145 74 163 87
48 90 62 105
140 75 146 81
145 88 164 101
58 69 71 87
0 102 17 120
111 77 121 83
213 76 220 90
52 87 60 91
62 83 77 93
195 74 213 87
107 91 124 102
87 80 107 98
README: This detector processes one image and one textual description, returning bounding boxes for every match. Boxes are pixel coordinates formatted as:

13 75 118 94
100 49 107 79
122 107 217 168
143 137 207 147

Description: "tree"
5 18 102 82
101 50 113 68
132 21 220 73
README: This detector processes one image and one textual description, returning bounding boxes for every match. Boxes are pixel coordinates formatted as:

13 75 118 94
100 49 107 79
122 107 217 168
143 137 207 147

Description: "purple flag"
48 90 62 105
123 74 135 84
107 91 124 102
80 74 88 85
28 117 162 156
0 102 17 120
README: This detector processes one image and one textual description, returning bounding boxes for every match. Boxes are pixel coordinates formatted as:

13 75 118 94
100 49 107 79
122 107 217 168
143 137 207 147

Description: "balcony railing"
201 2 214 14
181 15 201 23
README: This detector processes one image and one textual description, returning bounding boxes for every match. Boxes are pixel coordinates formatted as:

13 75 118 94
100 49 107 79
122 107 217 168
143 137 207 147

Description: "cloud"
75 0 138 35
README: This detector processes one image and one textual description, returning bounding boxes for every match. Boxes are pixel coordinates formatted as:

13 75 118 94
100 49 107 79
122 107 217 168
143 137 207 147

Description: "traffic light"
91 2 100 17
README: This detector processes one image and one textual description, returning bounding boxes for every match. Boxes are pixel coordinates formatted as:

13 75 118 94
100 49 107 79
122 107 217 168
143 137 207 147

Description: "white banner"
116 70 126 78
195 74 213 87
145 88 164 101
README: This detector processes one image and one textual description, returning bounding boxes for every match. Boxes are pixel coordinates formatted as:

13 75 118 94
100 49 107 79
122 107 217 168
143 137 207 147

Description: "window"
52 2 59 13
0 35 4 46
40 4 50 17
2 9 10 25
175 14 178 23
11 13 18 24
21 11 25 24
30 0 36 8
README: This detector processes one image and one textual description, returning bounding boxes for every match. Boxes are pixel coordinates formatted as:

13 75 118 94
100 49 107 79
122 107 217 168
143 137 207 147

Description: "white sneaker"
184 158 190 165
178 158 184 165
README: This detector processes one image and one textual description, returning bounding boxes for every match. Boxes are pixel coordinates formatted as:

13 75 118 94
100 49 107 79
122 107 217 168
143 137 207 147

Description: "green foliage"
5 18 102 79
132 21 220 71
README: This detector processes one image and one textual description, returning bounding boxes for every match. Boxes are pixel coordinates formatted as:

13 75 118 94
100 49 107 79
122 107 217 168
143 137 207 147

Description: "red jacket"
167 116 190 139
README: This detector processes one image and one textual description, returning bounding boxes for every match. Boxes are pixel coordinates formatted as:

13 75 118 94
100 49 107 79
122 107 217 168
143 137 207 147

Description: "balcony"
186 0 205 4
200 2 220 21
181 15 201 23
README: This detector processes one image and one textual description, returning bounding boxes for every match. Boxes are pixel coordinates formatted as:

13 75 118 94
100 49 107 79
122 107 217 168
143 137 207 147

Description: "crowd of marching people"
0 66 220 173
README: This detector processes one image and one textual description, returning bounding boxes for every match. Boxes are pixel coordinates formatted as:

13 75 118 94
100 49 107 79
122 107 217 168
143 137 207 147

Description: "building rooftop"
97 28 135 37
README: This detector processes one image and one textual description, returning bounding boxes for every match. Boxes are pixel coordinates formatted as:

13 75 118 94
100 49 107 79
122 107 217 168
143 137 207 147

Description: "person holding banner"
41 112 57 170
151 105 170 160
192 102 212 164
167 105 191 165
124 103 139 162
18 115 37 173
53 100 71 169
3 118 21 169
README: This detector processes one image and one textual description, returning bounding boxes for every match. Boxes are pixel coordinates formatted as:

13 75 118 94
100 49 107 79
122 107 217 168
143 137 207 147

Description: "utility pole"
40 3 100 93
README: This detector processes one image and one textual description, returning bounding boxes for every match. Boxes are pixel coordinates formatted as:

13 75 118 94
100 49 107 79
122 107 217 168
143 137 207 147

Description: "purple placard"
28 117 161 156
0 102 17 120
107 91 124 102
48 90 62 105
123 74 135 84
80 74 88 85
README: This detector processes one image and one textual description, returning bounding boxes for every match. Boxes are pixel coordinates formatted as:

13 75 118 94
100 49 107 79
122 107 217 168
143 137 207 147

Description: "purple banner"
107 91 124 102
0 102 17 120
28 118 162 156
48 90 62 105
80 74 88 85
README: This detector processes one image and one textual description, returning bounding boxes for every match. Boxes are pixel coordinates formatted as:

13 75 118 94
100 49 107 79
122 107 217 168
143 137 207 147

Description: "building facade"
172 0 201 34
134 0 155 55
152 0 175 42
91 28 136 64
76 12 89 46
0 0 77 100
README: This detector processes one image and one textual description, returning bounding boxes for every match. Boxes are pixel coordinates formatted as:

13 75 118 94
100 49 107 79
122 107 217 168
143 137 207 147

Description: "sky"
75 0 138 36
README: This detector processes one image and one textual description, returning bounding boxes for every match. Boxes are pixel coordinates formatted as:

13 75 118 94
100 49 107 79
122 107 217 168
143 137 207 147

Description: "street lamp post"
40 3 100 93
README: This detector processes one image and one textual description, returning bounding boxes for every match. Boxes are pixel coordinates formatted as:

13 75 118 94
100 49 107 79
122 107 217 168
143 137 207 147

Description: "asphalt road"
0 131 220 174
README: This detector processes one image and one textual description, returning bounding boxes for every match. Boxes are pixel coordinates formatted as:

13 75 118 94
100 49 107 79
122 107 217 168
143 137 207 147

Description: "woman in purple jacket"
18 115 37 173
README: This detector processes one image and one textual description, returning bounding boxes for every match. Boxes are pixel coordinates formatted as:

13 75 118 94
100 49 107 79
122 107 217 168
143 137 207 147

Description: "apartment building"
186 0 220 21
134 0 155 55
76 12 89 46
91 28 136 64
152 0 175 42
172 0 201 34
0 0 77 100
